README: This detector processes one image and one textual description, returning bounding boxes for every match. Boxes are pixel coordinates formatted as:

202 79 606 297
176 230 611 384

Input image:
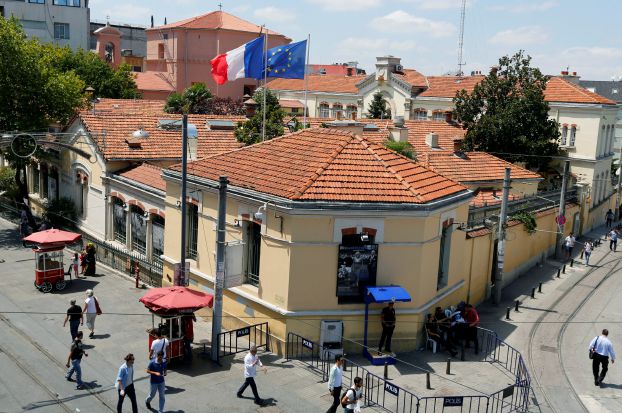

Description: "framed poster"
336 244 378 303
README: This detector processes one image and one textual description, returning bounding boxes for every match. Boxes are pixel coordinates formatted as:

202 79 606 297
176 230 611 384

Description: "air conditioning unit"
319 320 344 360
394 64 404 72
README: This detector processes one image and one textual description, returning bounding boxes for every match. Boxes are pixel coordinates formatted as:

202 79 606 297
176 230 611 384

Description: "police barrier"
216 322 269 363
286 332 322 372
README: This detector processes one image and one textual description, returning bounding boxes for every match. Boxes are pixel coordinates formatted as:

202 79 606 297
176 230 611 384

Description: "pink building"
137 10 291 100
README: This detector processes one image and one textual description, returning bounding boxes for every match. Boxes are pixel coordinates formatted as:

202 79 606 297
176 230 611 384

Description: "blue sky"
89 0 622 80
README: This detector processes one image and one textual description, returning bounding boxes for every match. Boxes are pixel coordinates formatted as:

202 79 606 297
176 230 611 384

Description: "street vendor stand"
23 229 81 293
139 286 213 363
363 285 411 366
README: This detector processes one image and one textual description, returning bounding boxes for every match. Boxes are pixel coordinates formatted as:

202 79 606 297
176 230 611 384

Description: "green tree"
383 141 415 159
454 51 560 169
235 89 285 145
164 83 213 114
367 92 391 119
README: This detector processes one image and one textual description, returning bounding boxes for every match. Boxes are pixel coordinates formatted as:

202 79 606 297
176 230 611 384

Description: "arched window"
113 198 126 244
414 108 428 120
333 103 344 120
152 214 165 263
561 125 568 146
569 125 576 146
130 205 146 254
105 42 115 63
319 103 329 118
432 110 445 121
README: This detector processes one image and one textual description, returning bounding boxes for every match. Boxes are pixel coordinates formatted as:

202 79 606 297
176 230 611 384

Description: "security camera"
360 234 369 242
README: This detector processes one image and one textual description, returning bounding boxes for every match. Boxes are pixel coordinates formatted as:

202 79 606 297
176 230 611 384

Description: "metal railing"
286 332 323 372
216 322 270 364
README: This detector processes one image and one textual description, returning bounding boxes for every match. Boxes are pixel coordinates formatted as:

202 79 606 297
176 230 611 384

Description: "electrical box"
320 320 344 360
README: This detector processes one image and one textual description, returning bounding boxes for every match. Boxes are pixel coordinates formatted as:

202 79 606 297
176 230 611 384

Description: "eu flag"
265 40 307 79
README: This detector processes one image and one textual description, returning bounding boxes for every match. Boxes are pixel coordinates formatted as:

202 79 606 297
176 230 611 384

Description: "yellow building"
161 127 481 354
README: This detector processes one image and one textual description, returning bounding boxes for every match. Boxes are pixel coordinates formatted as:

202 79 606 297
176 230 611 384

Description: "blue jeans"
69 320 80 340
65 359 82 386
146 382 166 412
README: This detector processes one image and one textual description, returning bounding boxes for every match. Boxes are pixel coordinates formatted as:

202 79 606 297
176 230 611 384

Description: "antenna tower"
457 0 466 76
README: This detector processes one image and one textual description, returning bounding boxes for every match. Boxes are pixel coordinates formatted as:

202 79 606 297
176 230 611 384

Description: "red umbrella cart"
139 287 213 362
23 229 82 293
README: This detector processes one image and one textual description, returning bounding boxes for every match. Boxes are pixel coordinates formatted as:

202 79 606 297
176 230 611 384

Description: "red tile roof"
149 10 284 37
267 74 366 94
394 69 427 88
93 98 166 115
79 109 244 160
279 99 305 108
544 77 616 105
169 128 467 204
418 75 485 98
117 163 166 192
470 189 520 207
134 72 175 93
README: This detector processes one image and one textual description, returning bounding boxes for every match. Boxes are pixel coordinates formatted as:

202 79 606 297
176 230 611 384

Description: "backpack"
341 388 354 408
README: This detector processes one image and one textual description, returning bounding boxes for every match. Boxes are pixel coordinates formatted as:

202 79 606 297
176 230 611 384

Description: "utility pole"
493 167 511 305
555 161 570 259
616 146 622 220
178 114 188 286
211 176 228 361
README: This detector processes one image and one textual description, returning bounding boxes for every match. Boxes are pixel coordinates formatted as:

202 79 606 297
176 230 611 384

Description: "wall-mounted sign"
336 244 378 302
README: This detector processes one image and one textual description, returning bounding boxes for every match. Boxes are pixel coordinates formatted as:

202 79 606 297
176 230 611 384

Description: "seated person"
425 314 457 357
449 310 467 344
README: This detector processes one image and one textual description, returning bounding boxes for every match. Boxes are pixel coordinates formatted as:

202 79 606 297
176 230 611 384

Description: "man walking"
182 314 196 362
116 353 138 413
564 232 576 260
378 298 396 354
65 331 87 390
609 229 618 252
589 329 616 386
237 346 264 405
145 351 166 412
584 240 593 266
606 209 614 228
63 299 83 341
326 354 343 413
341 376 364 413
82 289 102 338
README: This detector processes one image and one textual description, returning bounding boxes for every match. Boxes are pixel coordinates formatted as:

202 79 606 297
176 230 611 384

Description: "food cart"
23 229 82 293
139 286 214 363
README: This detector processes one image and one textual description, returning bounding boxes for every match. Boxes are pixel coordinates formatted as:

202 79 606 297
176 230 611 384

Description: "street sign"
443 397 464 407
384 382 399 396
555 215 566 225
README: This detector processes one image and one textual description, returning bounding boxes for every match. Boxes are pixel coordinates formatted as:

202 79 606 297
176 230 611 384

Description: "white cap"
86 289 93 297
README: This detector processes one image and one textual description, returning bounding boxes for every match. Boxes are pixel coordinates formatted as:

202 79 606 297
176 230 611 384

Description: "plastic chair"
425 329 438 354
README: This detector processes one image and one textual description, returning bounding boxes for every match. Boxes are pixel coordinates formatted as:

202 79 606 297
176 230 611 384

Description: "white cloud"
103 4 152 23
231 5 250 14
488 26 547 46
338 37 417 54
490 1 558 13
560 47 622 60
371 11 455 38
254 7 296 22
406 0 465 10
307 0 381 11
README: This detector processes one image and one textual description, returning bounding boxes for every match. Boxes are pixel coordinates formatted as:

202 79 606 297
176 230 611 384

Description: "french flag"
211 36 264 85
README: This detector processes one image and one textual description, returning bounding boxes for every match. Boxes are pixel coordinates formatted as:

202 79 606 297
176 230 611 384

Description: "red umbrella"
24 229 82 246
139 286 214 314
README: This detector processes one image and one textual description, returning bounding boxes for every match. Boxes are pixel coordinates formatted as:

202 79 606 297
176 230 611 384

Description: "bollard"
570 259 574 267
538 282 542 293
134 265 140 288
557 268 561 278
563 264 566 274
383 361 388 379
531 287 536 298
506 307 511 320
446 358 451 374
426 372 431 389
515 300 520 312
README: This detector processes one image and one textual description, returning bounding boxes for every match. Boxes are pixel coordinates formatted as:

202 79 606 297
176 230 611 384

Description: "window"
113 198 126 244
437 221 453 290
333 104 343 120
152 215 165 263
290 107 299 113
158 44 165 59
319 103 329 118
415 109 427 120
0 6 3 17
32 166 40 195
130 206 147 255
569 126 576 146
28 0 45 3
337 232 378 304
244 221 262 286
132 66 142 72
561 125 568 145
432 111 445 121
346 105 358 120
41 166 49 199
162 33 169 40
54 23 70 40
75 176 88 218
186 203 198 259
53 0 80 6
243 85 256 96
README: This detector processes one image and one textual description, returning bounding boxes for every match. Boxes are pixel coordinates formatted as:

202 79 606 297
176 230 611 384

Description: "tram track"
527 246 621 413
0 313 115 412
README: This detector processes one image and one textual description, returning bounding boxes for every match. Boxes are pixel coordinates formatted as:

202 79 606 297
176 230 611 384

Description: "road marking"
579 394 609 413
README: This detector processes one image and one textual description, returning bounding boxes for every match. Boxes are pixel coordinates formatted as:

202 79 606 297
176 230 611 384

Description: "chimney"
560 70 581 84
453 138 466 158
425 132 439 149
389 117 408 143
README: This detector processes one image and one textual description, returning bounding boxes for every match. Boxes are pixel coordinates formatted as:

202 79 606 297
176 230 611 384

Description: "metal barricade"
418 395 489 413
286 332 322 372
216 322 269 363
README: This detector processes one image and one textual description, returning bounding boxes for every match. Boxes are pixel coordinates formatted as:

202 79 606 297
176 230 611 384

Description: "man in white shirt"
326 354 343 413
564 232 576 259
149 329 170 362
237 346 264 405
342 376 363 413
589 328 616 386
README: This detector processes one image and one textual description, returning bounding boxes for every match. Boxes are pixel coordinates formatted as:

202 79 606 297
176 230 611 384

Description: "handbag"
589 336 598 359
94 297 103 315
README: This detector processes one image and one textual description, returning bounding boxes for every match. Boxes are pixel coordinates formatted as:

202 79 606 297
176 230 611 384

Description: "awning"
365 286 411 304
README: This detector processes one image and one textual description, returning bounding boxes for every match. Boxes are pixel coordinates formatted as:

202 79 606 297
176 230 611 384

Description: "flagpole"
262 27 268 142
216 38 220 97
303 34 310 129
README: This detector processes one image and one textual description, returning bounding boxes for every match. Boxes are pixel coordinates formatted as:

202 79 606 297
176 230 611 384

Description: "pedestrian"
609 229 618 252
564 232 576 260
145 351 166 413
149 328 170 363
73 252 80 279
182 314 196 362
464 304 480 354
84 243 97 276
378 298 396 354
237 345 265 405
116 353 138 413
63 299 83 341
589 329 616 386
82 289 102 338
341 376 363 413
326 354 344 413
65 331 87 390
584 240 593 266
606 209 614 228
80 249 87 274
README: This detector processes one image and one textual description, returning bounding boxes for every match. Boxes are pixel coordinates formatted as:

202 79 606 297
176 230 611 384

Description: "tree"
205 97 246 116
235 89 285 145
164 83 213 114
367 92 391 119
454 51 560 169
383 140 415 159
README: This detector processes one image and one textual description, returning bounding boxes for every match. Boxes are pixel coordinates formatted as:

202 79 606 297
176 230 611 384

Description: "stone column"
125 204 131 250
145 214 153 261
105 196 113 241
